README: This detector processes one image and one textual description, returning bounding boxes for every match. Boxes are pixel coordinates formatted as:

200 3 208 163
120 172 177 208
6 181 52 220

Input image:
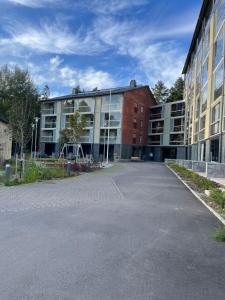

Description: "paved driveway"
0 162 225 300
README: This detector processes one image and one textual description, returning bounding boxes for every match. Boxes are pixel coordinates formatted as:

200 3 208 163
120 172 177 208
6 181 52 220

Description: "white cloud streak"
6 0 61 8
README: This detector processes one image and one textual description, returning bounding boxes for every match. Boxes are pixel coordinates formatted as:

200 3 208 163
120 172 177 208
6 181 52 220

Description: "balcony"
150 127 164 134
42 108 55 115
41 136 54 143
171 110 185 117
80 136 92 143
100 137 118 144
150 113 163 120
43 122 56 129
171 125 184 132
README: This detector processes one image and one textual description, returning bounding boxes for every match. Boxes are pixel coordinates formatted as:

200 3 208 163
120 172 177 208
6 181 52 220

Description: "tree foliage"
0 65 39 155
167 77 184 102
152 80 169 104
60 111 87 145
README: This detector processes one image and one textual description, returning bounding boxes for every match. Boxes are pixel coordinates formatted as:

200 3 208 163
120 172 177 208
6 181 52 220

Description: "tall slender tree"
152 81 169 103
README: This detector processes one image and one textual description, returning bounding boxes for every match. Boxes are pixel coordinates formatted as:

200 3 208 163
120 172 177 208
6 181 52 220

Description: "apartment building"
183 0 225 162
148 100 186 161
0 117 12 162
39 83 156 160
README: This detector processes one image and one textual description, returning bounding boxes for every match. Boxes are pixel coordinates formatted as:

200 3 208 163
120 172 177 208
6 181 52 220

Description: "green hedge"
168 163 217 191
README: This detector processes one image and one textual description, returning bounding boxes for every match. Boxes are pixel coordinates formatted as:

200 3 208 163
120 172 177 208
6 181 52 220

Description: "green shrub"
213 227 225 242
39 167 68 180
168 163 217 191
23 163 40 183
210 189 225 209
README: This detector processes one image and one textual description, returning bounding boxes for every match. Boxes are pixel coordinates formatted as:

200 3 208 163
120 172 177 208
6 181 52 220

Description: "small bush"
23 163 40 183
213 227 225 242
39 167 68 180
210 189 225 209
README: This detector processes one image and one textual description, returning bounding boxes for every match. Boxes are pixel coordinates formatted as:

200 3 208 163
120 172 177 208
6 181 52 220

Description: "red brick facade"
122 86 156 146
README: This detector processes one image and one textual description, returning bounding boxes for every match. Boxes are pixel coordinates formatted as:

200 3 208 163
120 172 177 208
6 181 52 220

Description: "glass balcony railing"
100 137 118 144
101 120 121 127
63 107 74 114
42 108 55 115
150 113 163 120
171 125 184 132
80 136 92 143
151 127 164 134
171 110 185 117
41 136 54 142
43 122 56 129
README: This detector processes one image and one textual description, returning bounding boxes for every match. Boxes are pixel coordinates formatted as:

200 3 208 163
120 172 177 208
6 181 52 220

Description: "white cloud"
50 55 64 69
1 22 105 56
24 60 116 93
78 0 149 14
6 0 61 8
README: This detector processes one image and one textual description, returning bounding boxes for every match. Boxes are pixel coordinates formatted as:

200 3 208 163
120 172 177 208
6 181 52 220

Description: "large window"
42 102 55 115
101 94 122 112
194 121 199 143
101 112 121 127
172 118 184 132
202 58 208 86
63 100 75 114
211 103 220 135
151 121 164 133
214 63 224 100
148 135 162 145
195 96 200 118
169 134 184 145
203 22 210 59
199 115 206 140
201 85 208 113
216 0 225 34
171 102 185 117
78 99 94 113
100 129 120 144
150 106 162 119
44 116 56 129
214 30 224 68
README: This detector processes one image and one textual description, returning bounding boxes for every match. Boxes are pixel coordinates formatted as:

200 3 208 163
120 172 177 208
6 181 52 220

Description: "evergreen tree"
167 77 184 102
0 65 39 155
152 81 169 103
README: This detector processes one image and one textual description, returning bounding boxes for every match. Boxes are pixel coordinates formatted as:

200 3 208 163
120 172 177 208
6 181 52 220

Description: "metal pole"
106 90 111 165
31 124 34 159
34 117 39 159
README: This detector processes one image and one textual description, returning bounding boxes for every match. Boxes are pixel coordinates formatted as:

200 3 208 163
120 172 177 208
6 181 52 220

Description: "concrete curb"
166 165 225 226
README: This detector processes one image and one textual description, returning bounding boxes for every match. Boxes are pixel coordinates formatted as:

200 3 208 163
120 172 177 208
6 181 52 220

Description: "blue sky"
0 0 202 96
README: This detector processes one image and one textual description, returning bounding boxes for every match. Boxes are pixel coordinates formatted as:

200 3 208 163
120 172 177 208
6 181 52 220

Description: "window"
101 94 122 112
43 116 56 129
139 136 143 143
133 133 137 144
150 106 162 119
148 135 161 145
216 0 225 33
133 122 137 129
79 99 95 112
214 30 224 68
201 86 208 113
63 100 74 114
140 106 144 113
203 22 210 59
211 103 220 135
172 118 184 132
151 121 164 133
134 103 138 113
214 63 224 100
42 102 55 115
195 96 200 118
101 112 121 127
196 72 202 96
171 102 185 117
199 115 206 140
169 134 184 145
100 129 119 144
202 58 208 86
194 121 199 142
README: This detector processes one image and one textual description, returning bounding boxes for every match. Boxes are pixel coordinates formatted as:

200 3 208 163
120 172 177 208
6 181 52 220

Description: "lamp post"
31 123 35 159
34 117 40 159
106 90 111 165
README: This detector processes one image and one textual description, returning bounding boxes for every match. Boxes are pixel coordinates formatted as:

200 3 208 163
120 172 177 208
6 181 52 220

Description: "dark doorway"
99 144 114 161
45 143 55 156
210 138 219 162
161 147 177 161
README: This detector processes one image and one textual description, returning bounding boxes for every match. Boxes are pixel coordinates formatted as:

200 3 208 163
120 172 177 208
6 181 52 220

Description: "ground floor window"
210 138 220 162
